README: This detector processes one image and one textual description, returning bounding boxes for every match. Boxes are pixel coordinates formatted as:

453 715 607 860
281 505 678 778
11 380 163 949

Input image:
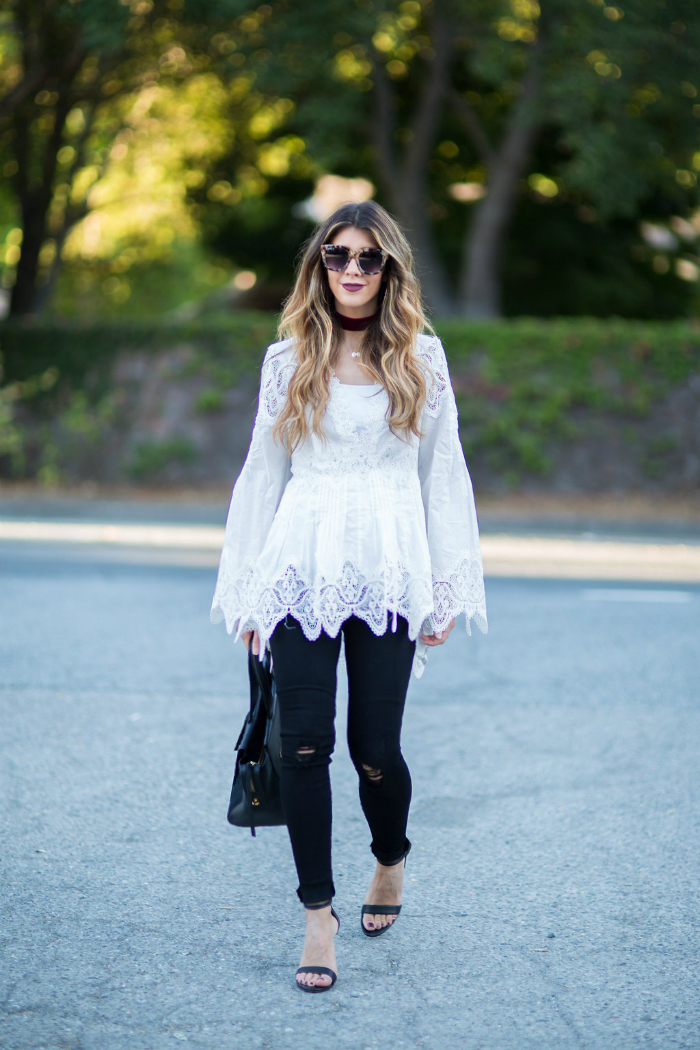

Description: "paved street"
1 535 699 1050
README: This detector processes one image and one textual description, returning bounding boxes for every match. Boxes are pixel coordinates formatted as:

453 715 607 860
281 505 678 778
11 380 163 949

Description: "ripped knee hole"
295 745 316 763
362 763 383 784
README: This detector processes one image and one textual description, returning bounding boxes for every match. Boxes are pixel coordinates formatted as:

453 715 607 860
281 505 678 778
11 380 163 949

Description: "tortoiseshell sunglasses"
320 244 388 276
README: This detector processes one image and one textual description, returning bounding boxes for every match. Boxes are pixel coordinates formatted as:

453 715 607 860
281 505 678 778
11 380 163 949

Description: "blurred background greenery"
1 0 700 321
1 0 699 490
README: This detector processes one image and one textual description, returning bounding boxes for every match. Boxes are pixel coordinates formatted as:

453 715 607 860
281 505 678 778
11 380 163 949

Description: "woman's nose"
345 256 362 277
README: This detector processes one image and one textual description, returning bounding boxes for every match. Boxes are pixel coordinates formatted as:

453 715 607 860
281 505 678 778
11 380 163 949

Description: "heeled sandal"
295 906 340 993
361 840 411 938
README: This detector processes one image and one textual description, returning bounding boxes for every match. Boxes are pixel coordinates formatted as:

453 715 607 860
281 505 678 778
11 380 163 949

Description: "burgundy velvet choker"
336 310 379 331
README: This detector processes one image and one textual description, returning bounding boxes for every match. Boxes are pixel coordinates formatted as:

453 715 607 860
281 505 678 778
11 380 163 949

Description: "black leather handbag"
227 647 285 835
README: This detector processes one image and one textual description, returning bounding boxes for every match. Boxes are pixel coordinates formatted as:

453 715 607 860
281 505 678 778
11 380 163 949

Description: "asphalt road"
1 540 699 1050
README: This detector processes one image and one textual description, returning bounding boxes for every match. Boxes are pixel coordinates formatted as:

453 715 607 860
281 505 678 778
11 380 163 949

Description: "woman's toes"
298 973 331 989
363 912 397 930
369 914 387 929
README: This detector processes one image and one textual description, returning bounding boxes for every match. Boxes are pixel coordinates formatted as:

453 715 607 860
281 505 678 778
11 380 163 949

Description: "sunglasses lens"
358 249 385 275
322 247 349 270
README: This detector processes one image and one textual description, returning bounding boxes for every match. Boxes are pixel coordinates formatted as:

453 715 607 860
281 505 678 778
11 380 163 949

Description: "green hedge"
1 313 699 481
436 317 700 476
0 312 279 389
2 312 697 384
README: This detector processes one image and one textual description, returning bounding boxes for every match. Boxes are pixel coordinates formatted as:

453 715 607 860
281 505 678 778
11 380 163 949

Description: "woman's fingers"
419 618 456 646
241 630 261 655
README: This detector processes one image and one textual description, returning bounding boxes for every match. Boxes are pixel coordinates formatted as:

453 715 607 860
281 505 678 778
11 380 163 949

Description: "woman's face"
325 225 384 317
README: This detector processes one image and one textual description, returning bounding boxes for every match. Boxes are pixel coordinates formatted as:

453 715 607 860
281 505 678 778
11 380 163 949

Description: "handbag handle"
248 647 275 719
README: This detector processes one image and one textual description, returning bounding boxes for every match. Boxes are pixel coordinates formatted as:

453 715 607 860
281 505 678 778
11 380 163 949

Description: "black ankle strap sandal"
295 907 340 992
361 841 411 938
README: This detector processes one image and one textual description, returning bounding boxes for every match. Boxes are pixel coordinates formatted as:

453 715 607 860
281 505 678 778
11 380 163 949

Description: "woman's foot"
362 858 405 933
296 906 339 990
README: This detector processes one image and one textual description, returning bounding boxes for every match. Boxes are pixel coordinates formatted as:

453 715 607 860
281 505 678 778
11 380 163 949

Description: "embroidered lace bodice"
211 333 487 676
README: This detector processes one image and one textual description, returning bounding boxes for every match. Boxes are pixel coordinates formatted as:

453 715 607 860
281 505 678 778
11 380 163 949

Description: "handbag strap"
248 648 275 719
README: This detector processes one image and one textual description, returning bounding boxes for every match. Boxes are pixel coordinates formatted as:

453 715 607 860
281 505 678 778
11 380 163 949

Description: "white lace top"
210 332 487 676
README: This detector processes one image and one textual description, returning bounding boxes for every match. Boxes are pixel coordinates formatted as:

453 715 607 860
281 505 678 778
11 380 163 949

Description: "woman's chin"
333 293 379 315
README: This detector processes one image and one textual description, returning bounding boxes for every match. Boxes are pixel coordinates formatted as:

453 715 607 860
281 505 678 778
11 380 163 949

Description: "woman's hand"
419 618 456 647
241 629 261 656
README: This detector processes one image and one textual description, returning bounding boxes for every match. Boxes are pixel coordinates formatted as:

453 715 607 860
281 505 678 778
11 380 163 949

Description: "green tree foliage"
0 0 255 316
0 0 136 314
1 0 699 320
208 0 700 317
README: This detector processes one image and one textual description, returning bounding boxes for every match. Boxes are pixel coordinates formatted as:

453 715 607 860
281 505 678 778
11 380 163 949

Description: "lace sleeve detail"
429 552 487 635
416 334 449 418
417 335 488 639
210 341 293 635
257 339 296 425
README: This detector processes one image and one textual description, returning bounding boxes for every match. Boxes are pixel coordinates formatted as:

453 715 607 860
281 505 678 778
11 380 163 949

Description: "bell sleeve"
210 343 293 637
417 337 488 638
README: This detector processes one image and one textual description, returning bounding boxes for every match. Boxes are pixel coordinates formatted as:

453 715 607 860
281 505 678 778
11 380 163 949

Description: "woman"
211 201 487 991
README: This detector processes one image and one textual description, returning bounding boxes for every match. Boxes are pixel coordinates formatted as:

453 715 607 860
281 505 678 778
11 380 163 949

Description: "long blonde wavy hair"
273 201 433 450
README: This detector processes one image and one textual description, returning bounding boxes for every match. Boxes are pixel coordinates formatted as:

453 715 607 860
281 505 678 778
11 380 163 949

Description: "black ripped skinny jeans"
269 614 415 907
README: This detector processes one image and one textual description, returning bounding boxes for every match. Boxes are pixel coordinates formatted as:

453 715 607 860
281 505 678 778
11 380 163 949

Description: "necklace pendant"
351 351 361 358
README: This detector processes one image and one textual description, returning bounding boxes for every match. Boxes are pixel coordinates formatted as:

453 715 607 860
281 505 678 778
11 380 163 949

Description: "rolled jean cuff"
371 837 411 867
297 879 335 907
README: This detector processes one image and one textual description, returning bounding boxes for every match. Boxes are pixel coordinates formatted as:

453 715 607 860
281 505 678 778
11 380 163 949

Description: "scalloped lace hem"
211 556 487 678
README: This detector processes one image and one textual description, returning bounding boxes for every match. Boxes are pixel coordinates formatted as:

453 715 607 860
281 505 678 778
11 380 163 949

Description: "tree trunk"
371 7 456 317
33 201 87 316
34 99 102 315
394 182 454 318
9 83 75 316
9 204 50 316
457 48 543 318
